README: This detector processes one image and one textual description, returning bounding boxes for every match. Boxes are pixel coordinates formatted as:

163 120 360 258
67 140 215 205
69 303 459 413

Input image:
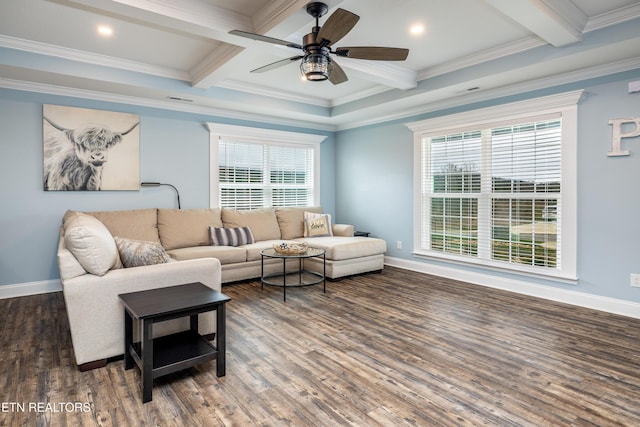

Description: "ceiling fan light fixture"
230 1 409 86
300 53 332 81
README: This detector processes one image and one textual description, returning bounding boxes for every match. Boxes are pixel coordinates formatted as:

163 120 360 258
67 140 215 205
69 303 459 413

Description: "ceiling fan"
229 1 409 85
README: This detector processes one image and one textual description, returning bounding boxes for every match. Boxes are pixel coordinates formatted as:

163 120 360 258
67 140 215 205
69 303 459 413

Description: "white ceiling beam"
60 0 312 88
337 57 417 90
191 0 312 88
483 0 587 47
61 0 252 39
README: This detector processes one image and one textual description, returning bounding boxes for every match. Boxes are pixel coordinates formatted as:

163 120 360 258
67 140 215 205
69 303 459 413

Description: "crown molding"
417 37 545 81
405 89 585 133
417 9 640 84
0 77 336 131
336 56 640 131
206 122 327 144
214 78 392 109
330 85 389 107
585 3 640 32
214 79 331 107
0 35 190 81
2 52 638 134
3 54 638 133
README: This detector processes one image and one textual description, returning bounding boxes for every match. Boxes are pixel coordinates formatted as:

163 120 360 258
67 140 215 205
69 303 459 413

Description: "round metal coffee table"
260 247 326 301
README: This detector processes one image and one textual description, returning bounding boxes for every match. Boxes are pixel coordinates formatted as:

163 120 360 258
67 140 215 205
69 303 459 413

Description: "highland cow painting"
43 105 140 191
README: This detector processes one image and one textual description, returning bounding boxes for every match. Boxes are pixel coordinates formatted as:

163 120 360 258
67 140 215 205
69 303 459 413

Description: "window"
207 123 326 209
408 91 583 281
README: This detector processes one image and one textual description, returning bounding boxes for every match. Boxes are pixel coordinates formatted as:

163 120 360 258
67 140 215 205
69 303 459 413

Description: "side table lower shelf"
129 330 217 379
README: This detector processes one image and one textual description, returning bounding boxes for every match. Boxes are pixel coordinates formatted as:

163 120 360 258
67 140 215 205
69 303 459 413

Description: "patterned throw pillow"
209 226 255 247
304 212 333 237
114 237 171 268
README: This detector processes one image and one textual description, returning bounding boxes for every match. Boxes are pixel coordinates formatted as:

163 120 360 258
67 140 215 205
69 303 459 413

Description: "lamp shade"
300 53 332 81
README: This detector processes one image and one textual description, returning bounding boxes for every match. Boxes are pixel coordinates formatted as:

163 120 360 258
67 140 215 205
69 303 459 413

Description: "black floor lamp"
140 182 181 209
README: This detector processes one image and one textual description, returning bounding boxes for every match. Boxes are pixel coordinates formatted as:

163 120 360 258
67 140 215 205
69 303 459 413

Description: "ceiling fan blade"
334 46 409 61
229 30 302 50
329 61 348 85
316 8 359 47
250 56 303 73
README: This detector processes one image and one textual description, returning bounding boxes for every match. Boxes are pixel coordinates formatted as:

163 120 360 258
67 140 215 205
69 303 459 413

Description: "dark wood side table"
118 283 231 403
354 231 370 237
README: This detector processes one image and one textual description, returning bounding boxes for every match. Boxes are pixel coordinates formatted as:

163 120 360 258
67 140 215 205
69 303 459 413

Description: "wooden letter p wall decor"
608 117 640 156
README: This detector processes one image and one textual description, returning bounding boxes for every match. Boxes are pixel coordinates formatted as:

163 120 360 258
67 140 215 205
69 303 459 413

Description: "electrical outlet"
397 240 402 250
631 273 640 287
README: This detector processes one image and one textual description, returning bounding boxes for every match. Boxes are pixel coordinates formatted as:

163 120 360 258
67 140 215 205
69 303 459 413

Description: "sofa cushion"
114 237 171 268
87 208 161 244
222 208 281 241
158 208 222 250
304 212 333 237
167 246 247 264
209 226 255 247
275 206 323 239
63 212 119 276
294 236 387 261
243 240 284 262
332 224 355 237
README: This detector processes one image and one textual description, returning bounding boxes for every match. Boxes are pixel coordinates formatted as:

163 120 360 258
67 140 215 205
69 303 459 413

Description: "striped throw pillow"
209 226 255 247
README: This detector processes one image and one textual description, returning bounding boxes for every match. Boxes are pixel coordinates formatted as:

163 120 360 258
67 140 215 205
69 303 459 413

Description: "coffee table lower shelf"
129 330 217 379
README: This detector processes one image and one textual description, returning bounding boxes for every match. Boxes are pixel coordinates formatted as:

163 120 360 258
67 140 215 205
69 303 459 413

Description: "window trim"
406 90 584 282
207 123 326 209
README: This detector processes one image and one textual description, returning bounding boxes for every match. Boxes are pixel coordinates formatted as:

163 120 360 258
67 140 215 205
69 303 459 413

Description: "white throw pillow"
63 212 118 276
303 212 333 237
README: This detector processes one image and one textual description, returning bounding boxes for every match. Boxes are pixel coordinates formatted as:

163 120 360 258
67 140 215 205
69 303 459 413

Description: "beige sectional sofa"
57 206 386 369
160 206 387 282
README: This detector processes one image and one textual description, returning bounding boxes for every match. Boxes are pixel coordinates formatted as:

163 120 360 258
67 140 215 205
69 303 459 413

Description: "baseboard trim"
0 279 62 299
385 256 640 319
3 263 639 320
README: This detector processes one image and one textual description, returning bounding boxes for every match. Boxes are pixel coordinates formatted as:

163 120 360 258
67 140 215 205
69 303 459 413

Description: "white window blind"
218 140 315 210
409 91 582 281
208 123 325 211
422 118 562 270
218 140 265 210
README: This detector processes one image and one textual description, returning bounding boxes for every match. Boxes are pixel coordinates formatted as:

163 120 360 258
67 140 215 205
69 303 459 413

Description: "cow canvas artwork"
43 105 140 191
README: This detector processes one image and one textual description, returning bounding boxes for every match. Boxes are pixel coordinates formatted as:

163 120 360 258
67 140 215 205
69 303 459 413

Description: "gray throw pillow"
209 226 255 246
114 236 171 268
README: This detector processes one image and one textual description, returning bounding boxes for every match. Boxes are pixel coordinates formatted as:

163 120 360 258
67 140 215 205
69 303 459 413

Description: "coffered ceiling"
0 0 639 130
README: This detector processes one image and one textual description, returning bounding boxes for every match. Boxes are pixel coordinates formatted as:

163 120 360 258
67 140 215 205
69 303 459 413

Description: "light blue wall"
0 89 335 286
335 122 414 251
336 69 640 302
2 69 639 305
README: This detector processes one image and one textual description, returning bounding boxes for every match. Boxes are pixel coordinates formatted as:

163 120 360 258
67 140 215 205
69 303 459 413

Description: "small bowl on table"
273 242 308 255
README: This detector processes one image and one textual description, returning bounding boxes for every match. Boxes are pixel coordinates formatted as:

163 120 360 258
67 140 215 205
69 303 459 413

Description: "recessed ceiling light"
97 25 113 37
410 24 425 35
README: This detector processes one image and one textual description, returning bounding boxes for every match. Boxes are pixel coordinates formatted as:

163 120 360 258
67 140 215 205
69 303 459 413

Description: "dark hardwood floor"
2 266 639 426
